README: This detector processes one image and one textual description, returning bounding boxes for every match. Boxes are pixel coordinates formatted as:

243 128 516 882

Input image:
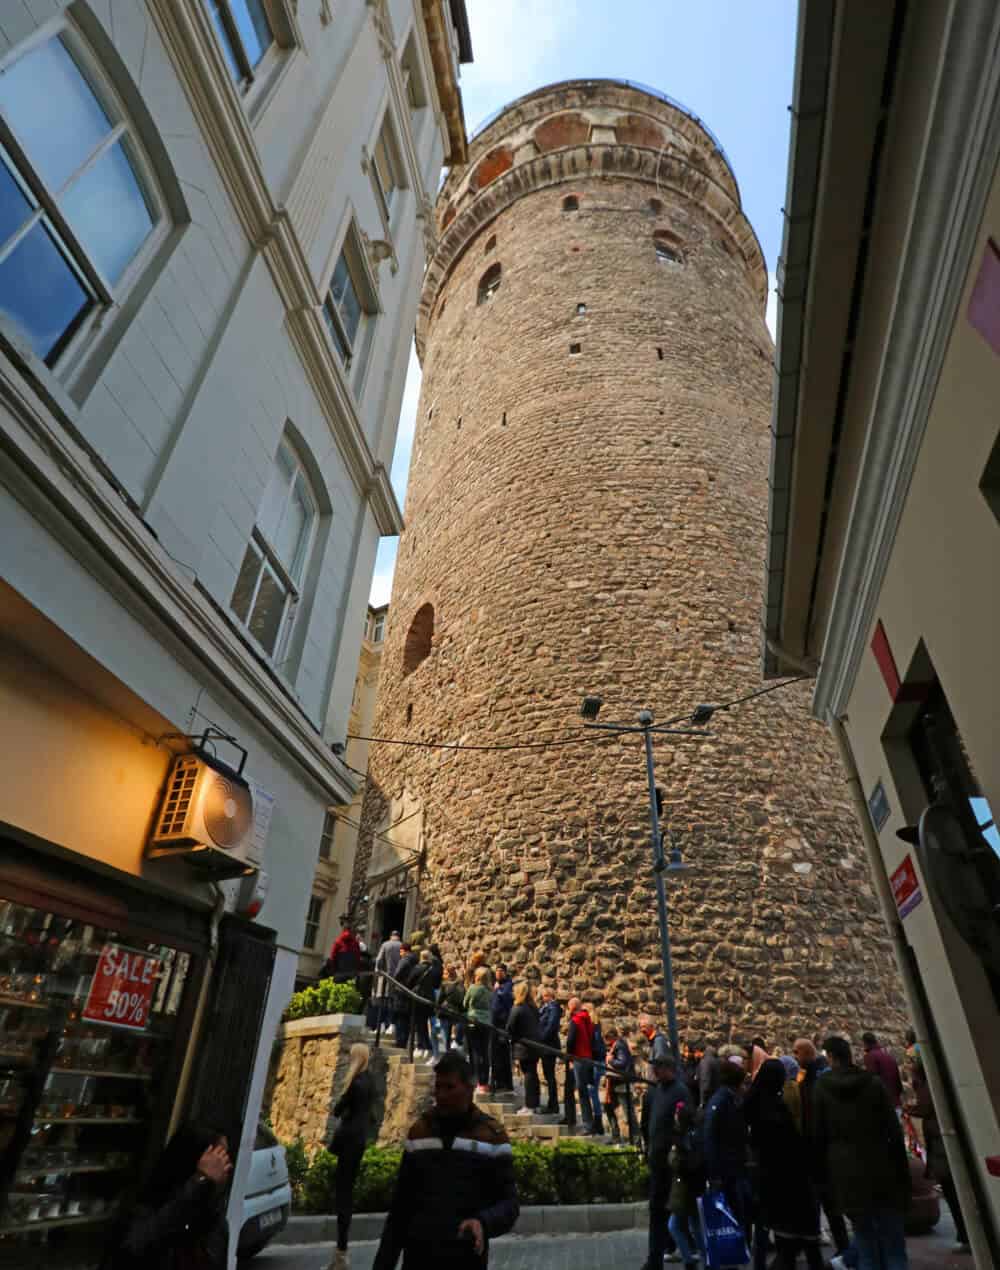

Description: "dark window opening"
402 603 434 675
477 262 502 304
654 234 682 265
656 347 663 360
484 234 496 254
576 303 587 315
569 343 581 355
456 417 462 429
649 197 663 215
406 703 413 724
501 411 507 426
562 194 579 212
980 428 1000 523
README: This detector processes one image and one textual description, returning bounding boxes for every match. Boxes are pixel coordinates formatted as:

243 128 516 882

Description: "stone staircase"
367 1028 607 1145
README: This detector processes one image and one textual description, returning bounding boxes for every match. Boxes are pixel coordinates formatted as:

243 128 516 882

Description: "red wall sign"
890 855 924 920
82 944 161 1031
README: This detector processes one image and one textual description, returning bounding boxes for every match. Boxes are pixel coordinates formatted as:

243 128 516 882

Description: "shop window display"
0 897 195 1267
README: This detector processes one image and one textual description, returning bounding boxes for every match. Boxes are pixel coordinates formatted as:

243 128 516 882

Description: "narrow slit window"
577 303 587 316
562 195 579 212
569 343 581 355
478 262 502 305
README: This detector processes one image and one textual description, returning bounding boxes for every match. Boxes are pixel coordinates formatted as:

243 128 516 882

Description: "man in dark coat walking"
640 1053 689 1270
813 1035 910 1270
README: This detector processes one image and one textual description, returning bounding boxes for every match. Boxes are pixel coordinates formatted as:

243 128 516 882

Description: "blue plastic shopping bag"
698 1188 750 1268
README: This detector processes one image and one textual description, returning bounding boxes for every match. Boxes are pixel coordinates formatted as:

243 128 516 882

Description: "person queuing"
411 948 441 1059
668 1102 707 1270
372 1052 519 1269
640 1052 689 1270
586 1004 606 1137
537 986 562 1114
391 942 418 1050
506 982 543 1116
744 1058 824 1270
703 1050 752 1243
103 1123 232 1269
327 1043 374 1270
440 965 466 1052
812 1035 910 1270
909 1060 970 1254
324 925 361 982
603 1024 639 1144
489 964 514 1093
464 966 493 1093
862 1030 904 1109
565 996 595 1134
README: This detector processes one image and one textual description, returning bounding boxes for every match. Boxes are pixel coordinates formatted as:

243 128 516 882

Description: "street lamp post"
581 696 706 1059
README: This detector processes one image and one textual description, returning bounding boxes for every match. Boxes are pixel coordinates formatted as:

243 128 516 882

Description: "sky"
370 0 799 604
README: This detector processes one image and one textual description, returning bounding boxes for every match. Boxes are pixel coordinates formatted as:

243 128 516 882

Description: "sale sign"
83 944 161 1031
890 854 924 920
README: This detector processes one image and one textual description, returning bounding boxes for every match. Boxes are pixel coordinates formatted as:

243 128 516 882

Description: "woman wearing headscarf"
103 1123 231 1269
328 1042 374 1269
703 1051 751 1242
744 1058 824 1270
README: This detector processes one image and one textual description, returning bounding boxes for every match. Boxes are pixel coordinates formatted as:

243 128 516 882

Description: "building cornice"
147 0 399 529
814 0 1000 721
416 142 766 357
0 353 358 806
419 0 467 164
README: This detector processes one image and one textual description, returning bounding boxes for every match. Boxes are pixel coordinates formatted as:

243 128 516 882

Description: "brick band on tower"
350 80 905 1045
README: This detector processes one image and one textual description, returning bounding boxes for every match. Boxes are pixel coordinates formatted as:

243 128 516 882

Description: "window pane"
273 475 313 578
0 37 112 192
209 1 244 81
323 297 351 363
0 151 35 250
375 132 396 204
333 260 363 348
257 443 295 543
231 541 262 622
0 219 90 362
62 140 153 285
249 565 287 654
231 0 274 69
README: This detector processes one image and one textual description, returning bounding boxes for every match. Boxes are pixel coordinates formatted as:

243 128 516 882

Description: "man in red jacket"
565 997 595 1134
862 1032 903 1108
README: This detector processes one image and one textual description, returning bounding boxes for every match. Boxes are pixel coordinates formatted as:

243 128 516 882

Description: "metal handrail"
469 77 732 171
368 966 648 1145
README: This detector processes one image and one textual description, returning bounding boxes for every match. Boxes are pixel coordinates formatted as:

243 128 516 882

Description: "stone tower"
353 81 905 1044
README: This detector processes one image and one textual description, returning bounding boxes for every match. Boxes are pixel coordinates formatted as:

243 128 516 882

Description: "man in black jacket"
373 1052 519 1268
391 942 418 1050
640 1053 689 1268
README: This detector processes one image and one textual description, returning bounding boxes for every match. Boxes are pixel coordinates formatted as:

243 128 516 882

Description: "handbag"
698 1188 750 1268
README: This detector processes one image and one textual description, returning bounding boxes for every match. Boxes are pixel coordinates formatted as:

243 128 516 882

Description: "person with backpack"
668 1102 707 1270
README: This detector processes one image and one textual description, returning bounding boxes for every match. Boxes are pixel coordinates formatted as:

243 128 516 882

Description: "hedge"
286 1138 649 1213
284 977 363 1021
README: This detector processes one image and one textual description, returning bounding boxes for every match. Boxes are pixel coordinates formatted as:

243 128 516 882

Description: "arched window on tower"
653 231 683 266
403 603 434 675
562 194 579 212
477 262 502 305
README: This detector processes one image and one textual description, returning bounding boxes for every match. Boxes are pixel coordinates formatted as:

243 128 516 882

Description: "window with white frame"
400 34 427 115
372 612 385 643
206 0 276 88
231 437 317 659
0 28 162 367
323 235 375 381
318 810 336 861
303 894 323 949
370 118 403 224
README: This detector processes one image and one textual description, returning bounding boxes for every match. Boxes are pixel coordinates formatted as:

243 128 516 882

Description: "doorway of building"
374 896 406 946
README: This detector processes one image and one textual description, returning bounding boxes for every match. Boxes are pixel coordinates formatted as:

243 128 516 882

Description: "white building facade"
0 1 468 1265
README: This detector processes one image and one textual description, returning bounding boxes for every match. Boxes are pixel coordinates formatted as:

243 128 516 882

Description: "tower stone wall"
352 81 906 1046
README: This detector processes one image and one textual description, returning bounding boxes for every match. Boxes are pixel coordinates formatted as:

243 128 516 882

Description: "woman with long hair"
328 1042 373 1269
506 981 542 1114
464 965 492 1093
103 1123 231 1269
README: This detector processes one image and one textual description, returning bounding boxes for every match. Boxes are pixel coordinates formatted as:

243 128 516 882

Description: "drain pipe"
167 883 227 1137
829 712 992 1265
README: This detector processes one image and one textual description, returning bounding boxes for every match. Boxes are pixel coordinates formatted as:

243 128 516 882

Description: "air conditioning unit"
148 753 258 880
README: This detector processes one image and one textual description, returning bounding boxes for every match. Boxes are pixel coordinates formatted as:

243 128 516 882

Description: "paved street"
257 1212 972 1270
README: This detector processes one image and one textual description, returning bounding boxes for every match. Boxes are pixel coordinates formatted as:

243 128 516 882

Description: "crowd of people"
95 924 968 1270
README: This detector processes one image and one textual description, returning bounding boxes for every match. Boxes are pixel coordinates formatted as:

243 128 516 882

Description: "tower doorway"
374 896 406 945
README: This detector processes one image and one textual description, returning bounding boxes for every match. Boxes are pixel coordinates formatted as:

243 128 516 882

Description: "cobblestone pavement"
256 1214 972 1270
